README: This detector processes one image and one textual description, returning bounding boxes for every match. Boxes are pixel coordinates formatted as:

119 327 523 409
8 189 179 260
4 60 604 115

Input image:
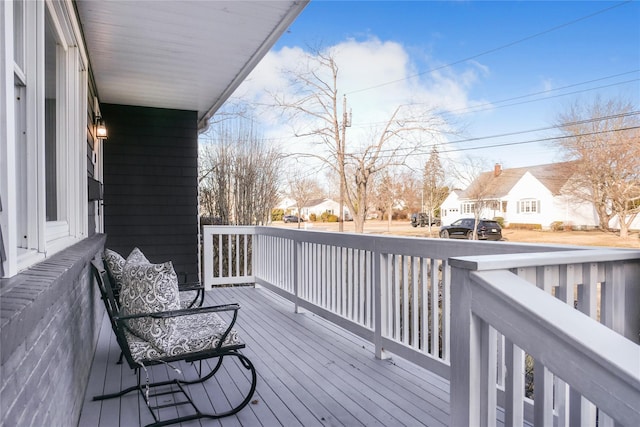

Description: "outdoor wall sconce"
96 117 108 140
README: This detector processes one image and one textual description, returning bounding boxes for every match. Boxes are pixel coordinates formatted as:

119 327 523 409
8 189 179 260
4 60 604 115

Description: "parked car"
410 213 441 227
283 215 302 223
439 218 502 240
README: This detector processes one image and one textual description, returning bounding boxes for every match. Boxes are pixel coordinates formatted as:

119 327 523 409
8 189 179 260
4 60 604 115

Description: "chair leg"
93 351 257 426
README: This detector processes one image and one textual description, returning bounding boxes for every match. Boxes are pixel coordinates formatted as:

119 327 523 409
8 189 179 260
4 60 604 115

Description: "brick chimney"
494 163 502 177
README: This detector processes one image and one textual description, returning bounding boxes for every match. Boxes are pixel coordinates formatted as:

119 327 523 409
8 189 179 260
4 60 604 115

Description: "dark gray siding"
101 104 199 282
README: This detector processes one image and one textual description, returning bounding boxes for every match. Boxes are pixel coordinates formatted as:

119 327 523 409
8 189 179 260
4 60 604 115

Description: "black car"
283 215 302 223
410 213 441 227
439 218 502 240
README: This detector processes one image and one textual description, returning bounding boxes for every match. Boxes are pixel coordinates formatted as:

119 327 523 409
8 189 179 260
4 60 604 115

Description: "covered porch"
81 285 451 427
79 227 639 426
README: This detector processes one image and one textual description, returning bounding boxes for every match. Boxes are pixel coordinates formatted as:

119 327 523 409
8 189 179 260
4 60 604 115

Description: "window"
4 1 88 276
45 14 60 222
13 0 31 252
462 203 475 214
518 199 540 214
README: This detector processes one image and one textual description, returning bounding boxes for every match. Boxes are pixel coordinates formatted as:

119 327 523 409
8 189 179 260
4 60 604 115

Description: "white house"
440 162 639 230
285 198 351 221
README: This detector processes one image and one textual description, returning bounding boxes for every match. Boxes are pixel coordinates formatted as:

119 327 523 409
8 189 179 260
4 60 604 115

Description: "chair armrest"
178 282 204 292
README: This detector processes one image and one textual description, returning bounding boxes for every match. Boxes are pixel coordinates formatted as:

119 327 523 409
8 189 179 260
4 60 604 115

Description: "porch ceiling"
75 0 308 130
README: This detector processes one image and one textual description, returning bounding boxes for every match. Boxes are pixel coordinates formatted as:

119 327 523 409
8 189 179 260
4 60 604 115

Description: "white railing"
202 226 256 287
202 226 640 425
450 250 640 426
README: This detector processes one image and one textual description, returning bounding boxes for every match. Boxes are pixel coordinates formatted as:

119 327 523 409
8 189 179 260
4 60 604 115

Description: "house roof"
460 161 579 199
304 198 334 208
75 0 308 131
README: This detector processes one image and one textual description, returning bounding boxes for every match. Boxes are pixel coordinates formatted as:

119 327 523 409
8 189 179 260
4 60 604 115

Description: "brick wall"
0 234 106 426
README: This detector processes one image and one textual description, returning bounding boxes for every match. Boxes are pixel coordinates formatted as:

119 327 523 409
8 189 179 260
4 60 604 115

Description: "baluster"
394 255 401 342
504 339 524 427
420 258 428 352
534 265 554 426
374 251 387 360
235 233 239 278
441 260 451 361
227 233 232 279
480 323 497 427
430 258 439 357
366 251 373 329
218 233 223 281
402 255 410 345
410 256 418 349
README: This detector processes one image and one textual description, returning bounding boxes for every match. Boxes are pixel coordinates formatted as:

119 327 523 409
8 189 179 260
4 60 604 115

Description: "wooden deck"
79 286 451 427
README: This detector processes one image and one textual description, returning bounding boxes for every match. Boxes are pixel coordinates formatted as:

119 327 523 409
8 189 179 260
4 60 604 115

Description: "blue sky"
225 1 639 176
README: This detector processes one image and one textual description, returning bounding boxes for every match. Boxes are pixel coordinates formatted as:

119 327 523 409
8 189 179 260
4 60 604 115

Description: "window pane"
15 83 27 248
13 0 25 70
45 14 57 221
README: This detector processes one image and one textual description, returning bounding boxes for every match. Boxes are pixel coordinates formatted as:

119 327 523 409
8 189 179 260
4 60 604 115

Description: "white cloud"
217 37 490 173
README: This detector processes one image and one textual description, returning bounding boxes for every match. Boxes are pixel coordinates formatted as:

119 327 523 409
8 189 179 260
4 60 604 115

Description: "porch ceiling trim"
75 0 308 131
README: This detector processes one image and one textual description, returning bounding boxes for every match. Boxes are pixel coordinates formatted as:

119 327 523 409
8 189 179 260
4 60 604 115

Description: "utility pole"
339 95 351 232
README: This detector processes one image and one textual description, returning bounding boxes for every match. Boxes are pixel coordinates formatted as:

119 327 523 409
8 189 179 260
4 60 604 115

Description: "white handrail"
451 265 640 426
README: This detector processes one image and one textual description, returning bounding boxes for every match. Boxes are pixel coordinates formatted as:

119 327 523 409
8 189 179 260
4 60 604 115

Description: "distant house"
440 162 603 229
284 198 351 221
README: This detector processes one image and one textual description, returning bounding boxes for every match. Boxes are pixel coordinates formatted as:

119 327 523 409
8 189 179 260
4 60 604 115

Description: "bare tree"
271 49 449 232
370 169 405 231
288 171 324 228
555 97 640 237
423 145 447 234
199 118 282 225
451 156 494 239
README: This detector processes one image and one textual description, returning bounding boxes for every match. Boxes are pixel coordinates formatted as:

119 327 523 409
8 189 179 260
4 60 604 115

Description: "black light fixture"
96 117 107 139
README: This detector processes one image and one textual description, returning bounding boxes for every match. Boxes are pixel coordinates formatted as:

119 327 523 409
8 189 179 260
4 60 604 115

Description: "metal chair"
90 259 257 427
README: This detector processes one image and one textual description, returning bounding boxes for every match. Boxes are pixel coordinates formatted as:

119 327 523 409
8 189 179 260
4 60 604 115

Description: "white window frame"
1 0 88 277
461 202 475 215
518 199 540 214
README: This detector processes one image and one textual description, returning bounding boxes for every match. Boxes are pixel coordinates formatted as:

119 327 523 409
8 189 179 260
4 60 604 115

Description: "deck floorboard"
79 286 451 427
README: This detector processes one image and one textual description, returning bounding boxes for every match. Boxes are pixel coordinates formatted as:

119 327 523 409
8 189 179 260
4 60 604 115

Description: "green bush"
493 217 505 228
319 212 339 222
508 223 542 230
271 209 284 222
309 213 317 222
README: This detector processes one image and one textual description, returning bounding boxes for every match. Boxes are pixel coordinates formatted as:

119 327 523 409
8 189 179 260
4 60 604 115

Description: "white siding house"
439 162 634 230
299 198 351 220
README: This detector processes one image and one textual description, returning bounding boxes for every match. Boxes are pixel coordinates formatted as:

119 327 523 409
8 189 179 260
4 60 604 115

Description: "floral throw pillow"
103 247 149 287
119 259 181 352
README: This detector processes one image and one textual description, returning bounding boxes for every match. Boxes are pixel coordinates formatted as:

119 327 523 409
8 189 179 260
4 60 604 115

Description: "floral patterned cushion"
103 247 149 286
104 248 196 307
123 312 242 363
119 259 181 352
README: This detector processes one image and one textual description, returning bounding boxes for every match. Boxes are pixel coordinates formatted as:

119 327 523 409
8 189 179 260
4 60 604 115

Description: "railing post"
450 264 482 426
203 227 213 289
294 239 301 313
374 249 388 359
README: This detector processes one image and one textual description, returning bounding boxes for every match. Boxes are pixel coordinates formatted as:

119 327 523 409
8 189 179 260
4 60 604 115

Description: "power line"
346 1 633 96
447 77 639 116
338 111 640 157
444 111 640 146
344 73 639 130
438 125 640 155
